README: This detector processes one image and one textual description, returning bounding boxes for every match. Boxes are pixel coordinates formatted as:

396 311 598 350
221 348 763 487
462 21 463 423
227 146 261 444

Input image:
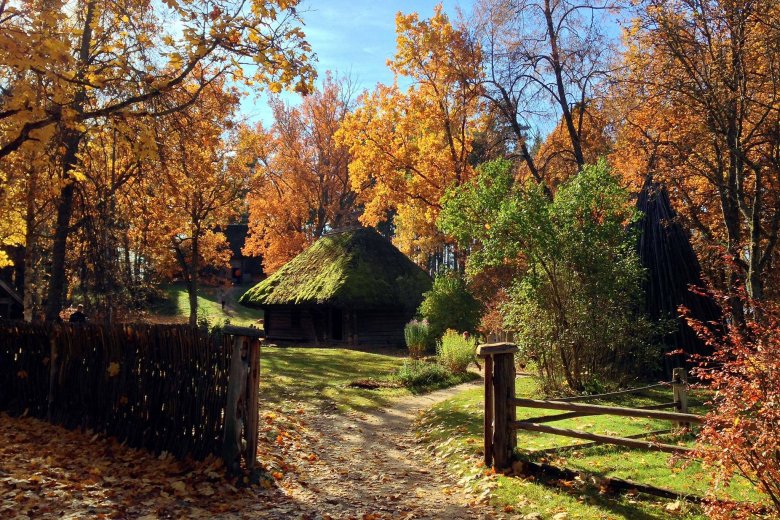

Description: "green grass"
150 283 264 327
258 347 477 413
416 377 765 519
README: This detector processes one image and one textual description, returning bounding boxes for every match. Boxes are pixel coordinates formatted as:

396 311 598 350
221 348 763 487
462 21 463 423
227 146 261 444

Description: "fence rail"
511 397 703 424
0 320 262 469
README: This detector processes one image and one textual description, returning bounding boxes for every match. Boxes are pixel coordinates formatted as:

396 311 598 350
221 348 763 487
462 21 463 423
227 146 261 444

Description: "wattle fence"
0 321 262 467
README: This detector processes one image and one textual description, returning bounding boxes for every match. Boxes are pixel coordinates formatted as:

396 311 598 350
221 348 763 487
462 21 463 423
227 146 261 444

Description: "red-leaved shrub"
688 296 780 518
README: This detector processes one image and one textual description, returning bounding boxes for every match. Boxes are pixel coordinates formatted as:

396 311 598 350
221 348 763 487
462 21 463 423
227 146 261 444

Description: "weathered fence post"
477 342 518 471
222 326 264 473
672 367 689 428
47 325 60 423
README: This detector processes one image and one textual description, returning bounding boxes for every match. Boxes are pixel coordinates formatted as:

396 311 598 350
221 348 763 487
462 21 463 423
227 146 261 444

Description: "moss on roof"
239 227 432 311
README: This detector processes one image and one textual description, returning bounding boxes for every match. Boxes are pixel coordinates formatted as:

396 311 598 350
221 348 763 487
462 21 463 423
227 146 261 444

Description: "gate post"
477 342 518 471
222 326 264 473
672 367 689 429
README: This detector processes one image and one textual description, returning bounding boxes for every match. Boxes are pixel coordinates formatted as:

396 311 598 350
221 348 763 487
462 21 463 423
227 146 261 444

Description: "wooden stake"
672 367 689 428
483 355 493 468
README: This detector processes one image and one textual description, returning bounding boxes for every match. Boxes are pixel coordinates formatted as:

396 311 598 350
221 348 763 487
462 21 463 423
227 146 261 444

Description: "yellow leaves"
338 7 482 258
170 480 187 493
120 15 130 24
168 52 184 70
0 251 13 269
107 362 120 378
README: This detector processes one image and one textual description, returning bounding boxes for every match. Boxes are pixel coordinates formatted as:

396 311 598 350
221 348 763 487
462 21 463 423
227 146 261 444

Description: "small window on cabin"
290 308 301 329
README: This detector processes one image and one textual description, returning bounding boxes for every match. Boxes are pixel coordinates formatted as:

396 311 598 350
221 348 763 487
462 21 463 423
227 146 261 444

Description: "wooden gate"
478 342 704 470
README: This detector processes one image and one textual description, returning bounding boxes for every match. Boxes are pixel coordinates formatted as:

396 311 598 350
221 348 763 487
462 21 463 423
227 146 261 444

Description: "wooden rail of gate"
478 343 702 469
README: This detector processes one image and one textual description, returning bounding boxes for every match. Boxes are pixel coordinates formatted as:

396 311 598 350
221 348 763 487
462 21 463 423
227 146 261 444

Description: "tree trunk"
544 0 585 169
23 167 39 322
188 232 199 327
45 175 76 321
43 0 95 322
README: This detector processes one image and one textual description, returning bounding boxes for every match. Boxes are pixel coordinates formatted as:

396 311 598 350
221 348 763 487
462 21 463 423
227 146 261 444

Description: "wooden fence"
0 320 262 470
478 342 703 470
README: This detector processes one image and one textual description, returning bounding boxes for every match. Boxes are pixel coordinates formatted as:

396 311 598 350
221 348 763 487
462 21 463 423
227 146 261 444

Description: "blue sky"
240 0 474 126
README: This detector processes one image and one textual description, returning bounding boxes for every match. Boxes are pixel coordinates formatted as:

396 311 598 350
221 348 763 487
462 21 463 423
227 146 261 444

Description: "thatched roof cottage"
239 227 431 346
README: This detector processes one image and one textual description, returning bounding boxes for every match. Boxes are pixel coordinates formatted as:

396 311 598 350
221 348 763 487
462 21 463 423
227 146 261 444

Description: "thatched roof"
636 176 721 370
239 227 431 310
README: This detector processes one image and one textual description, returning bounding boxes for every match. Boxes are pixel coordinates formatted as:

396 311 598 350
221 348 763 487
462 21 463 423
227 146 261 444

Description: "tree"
241 74 359 273
614 0 780 304
468 0 617 188
441 159 657 393
0 0 315 321
531 107 611 190
155 78 247 327
336 6 484 262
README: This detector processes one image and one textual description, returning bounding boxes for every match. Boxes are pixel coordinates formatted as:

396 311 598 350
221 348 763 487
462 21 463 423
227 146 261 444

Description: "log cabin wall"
263 305 409 347
263 305 316 342
355 309 408 346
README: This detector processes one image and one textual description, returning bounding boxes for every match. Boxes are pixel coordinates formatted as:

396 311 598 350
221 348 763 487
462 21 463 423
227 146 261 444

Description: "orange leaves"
242 74 359 274
612 0 780 297
106 362 120 378
0 413 295 518
336 8 484 260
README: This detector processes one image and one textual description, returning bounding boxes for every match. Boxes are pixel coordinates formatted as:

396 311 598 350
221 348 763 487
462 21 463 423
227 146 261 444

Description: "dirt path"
280 381 500 519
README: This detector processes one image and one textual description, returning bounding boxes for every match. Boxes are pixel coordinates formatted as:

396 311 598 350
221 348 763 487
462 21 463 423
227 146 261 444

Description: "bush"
437 329 477 375
404 319 430 358
395 359 452 390
689 297 780 518
418 270 481 340
441 159 661 394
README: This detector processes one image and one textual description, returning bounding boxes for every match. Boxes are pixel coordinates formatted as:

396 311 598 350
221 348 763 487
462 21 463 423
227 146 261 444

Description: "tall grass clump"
437 329 477 375
404 319 429 359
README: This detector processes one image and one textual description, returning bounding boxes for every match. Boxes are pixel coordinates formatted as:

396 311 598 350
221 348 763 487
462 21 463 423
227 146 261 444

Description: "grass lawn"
150 283 264 327
416 377 765 519
258 346 478 413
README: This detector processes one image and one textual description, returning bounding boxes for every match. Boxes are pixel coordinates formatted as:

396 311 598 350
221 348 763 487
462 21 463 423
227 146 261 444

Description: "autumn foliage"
241 74 358 273
689 298 780 517
337 6 483 260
